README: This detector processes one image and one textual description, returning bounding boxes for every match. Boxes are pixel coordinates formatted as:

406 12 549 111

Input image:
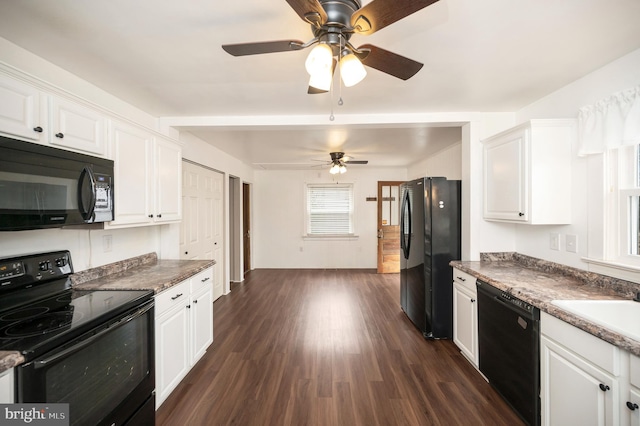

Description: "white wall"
253 167 407 268
408 142 463 180
511 48 640 269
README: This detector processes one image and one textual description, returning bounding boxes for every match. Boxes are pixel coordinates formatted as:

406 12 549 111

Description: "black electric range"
0 250 153 362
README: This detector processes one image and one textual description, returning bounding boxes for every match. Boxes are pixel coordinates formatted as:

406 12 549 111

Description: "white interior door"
180 161 224 301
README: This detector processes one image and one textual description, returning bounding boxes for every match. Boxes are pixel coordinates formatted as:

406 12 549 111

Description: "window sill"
582 257 640 282
303 235 359 241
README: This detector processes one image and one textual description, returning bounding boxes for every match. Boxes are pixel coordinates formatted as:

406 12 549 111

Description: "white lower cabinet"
452 268 478 366
540 312 634 426
0 368 14 403
630 354 640 426
155 267 214 408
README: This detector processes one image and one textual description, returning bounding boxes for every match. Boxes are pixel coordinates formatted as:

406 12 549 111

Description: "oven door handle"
32 300 154 369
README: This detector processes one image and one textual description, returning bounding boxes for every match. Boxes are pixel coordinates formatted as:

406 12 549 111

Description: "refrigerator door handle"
400 190 411 259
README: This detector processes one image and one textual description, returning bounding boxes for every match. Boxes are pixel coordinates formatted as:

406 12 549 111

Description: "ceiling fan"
221 0 439 93
325 151 368 174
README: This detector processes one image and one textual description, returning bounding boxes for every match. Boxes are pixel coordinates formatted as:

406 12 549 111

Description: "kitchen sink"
551 299 640 342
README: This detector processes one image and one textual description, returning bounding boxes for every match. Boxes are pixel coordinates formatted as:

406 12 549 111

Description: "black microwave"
0 135 114 231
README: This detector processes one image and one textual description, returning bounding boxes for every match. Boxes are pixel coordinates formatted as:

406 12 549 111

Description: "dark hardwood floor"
156 269 524 426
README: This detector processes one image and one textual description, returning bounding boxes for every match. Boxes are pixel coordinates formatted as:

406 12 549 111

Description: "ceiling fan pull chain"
338 33 344 106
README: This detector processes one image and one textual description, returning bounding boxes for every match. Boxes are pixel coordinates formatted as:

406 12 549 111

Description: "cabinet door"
50 96 106 156
0 75 44 142
0 368 13 403
483 128 528 221
190 288 213 365
155 303 190 408
630 387 640 426
453 282 477 365
541 336 617 426
154 136 182 223
108 121 154 226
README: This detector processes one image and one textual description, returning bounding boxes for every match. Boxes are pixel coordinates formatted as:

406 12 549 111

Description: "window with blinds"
306 183 354 236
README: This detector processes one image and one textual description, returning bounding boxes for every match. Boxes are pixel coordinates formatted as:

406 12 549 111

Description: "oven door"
16 300 155 426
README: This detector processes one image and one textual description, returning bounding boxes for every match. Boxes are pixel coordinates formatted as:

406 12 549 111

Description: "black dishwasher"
477 280 540 426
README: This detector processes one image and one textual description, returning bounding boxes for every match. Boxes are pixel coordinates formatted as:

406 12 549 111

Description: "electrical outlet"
103 235 113 252
566 234 577 253
549 233 560 251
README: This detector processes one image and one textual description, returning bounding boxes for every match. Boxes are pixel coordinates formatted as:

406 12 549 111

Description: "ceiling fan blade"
222 40 304 56
357 44 423 80
351 0 439 35
286 0 327 25
344 160 368 164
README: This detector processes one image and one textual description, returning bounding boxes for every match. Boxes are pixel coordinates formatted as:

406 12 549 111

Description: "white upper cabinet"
154 136 182 223
0 72 108 157
109 120 154 226
107 120 182 228
483 119 574 224
49 95 107 156
0 74 45 142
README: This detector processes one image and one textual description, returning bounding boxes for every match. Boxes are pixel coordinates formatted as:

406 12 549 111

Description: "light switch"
549 233 560 251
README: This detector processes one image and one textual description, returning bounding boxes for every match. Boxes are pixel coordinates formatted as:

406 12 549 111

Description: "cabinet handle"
627 402 639 411
55 132 64 139
186 304 191 309
185 251 188 255
470 299 476 303
194 300 198 304
33 126 43 133
148 214 153 218
171 293 183 300
201 277 210 282
456 276 466 282
157 214 162 218
518 212 524 217
599 383 610 392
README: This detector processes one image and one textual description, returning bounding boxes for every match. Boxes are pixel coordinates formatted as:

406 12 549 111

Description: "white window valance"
578 85 640 156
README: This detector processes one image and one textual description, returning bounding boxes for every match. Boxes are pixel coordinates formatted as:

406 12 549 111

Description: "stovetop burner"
4 310 78 337
0 306 50 322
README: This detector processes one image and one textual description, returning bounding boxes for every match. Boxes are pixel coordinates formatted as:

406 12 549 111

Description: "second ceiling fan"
222 0 440 93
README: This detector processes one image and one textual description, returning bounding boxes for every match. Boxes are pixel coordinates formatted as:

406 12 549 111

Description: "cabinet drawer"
541 312 620 375
190 267 213 294
155 280 190 315
452 268 477 293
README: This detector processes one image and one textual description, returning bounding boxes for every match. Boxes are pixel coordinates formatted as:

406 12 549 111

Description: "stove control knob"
55 258 67 267
39 261 51 271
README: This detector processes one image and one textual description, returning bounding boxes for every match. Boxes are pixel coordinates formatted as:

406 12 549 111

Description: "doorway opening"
377 181 403 273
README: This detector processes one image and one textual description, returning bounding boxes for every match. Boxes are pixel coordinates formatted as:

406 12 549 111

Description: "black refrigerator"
400 177 461 339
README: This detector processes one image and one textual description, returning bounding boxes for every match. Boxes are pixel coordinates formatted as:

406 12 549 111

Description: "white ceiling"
0 0 638 169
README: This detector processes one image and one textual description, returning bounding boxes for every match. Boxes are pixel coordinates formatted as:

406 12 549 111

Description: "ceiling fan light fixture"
340 52 367 87
339 163 347 174
305 43 333 76
329 162 341 174
308 68 332 91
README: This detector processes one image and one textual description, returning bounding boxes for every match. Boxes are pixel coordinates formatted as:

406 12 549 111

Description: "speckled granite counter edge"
451 253 640 356
70 252 158 286
0 351 24 373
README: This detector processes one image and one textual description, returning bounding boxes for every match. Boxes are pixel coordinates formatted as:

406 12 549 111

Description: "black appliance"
0 251 155 426
0 135 114 231
399 177 461 338
477 280 540 426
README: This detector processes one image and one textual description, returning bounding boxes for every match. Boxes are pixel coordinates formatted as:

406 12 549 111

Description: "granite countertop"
71 252 215 294
0 253 215 373
451 252 640 356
